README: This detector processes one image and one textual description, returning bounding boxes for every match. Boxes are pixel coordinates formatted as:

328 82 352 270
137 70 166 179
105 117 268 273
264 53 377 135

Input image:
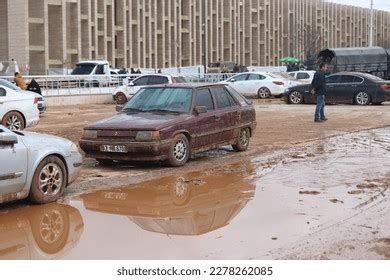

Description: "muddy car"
79 84 256 166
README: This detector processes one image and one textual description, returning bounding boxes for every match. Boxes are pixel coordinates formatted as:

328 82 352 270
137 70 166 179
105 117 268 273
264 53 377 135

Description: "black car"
284 72 390 105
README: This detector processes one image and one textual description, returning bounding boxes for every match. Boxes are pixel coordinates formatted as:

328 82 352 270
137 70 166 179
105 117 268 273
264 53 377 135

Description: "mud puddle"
0 128 389 260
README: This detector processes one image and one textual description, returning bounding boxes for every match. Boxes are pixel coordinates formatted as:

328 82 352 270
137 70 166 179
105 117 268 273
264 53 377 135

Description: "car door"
192 88 219 149
226 74 248 95
330 75 360 104
246 74 267 97
0 128 28 196
324 74 341 104
210 87 239 143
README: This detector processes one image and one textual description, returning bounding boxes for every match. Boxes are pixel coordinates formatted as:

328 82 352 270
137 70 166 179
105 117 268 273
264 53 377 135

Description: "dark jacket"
311 71 327 96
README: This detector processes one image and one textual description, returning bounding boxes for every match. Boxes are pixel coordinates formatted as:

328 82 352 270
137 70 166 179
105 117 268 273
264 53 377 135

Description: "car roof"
328 71 365 76
140 83 227 89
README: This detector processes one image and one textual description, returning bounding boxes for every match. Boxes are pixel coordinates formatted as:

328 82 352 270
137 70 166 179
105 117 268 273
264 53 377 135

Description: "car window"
297 73 310 79
229 74 247 82
149 76 169 85
326 75 340 84
247 74 265 80
123 87 193 113
0 87 7 96
225 85 250 106
353 76 364 83
175 76 188 83
95 65 105 75
212 87 236 109
0 79 20 91
288 73 295 78
195 88 214 111
339 75 356 84
133 76 149 86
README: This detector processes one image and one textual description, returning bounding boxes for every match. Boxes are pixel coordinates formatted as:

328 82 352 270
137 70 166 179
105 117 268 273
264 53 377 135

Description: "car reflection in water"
0 203 84 260
82 167 256 236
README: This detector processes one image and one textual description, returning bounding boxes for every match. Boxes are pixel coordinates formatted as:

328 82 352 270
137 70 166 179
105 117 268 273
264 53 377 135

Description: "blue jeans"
315 95 326 120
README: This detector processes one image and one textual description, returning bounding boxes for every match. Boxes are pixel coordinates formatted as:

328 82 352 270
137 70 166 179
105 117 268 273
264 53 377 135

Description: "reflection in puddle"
0 204 83 260
82 166 256 236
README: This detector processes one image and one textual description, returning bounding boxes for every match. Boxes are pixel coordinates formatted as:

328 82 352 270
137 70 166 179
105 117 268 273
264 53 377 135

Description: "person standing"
310 63 328 123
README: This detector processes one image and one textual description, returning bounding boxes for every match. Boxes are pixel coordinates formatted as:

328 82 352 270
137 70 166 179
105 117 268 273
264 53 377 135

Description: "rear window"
212 87 237 109
226 85 251 105
297 73 310 79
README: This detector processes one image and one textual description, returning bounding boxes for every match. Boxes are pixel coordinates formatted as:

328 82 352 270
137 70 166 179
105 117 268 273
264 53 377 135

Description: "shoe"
314 119 323 123
321 118 328 121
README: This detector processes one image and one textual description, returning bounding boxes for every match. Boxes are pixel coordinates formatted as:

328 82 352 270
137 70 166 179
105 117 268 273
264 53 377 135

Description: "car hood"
20 131 74 152
85 112 189 131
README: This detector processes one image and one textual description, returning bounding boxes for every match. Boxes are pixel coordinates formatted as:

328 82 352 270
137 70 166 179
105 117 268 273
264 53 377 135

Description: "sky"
328 0 390 11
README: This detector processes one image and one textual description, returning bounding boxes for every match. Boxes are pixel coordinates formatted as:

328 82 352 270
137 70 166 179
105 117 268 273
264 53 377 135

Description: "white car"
287 71 316 83
223 72 289 98
0 85 40 130
0 79 47 114
0 125 82 204
112 74 188 104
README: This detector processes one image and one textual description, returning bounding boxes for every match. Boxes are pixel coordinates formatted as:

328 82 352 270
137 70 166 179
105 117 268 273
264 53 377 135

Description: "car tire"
167 134 190 167
258 87 271 99
232 128 250 152
96 158 115 165
289 91 304 104
2 111 25 131
115 92 128 104
28 156 68 204
354 92 371 105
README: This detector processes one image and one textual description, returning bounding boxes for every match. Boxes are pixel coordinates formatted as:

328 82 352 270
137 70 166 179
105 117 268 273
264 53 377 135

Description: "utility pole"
202 0 208 74
369 0 374 47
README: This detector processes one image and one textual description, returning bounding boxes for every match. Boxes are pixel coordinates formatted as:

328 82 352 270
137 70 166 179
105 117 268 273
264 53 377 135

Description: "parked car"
112 74 188 104
287 71 316 83
0 203 83 259
80 84 257 167
222 72 288 98
70 60 116 87
0 79 46 114
0 85 40 130
270 72 305 87
284 72 390 105
0 125 82 204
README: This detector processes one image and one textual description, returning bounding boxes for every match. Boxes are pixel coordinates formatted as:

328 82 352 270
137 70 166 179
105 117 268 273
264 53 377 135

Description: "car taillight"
172 77 177 84
380 84 390 91
273 81 284 86
34 98 39 104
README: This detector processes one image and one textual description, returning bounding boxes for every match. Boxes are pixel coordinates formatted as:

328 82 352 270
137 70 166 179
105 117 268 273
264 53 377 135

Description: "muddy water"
0 128 389 260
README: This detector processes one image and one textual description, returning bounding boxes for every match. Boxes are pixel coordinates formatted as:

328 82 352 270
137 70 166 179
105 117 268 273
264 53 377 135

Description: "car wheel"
289 91 304 104
354 92 370 105
2 111 25 131
167 134 190 167
232 128 250 152
96 158 115 165
28 156 68 204
115 92 127 104
258 87 271 99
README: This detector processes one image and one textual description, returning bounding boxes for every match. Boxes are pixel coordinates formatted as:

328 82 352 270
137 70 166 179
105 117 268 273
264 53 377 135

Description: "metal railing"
0 73 237 96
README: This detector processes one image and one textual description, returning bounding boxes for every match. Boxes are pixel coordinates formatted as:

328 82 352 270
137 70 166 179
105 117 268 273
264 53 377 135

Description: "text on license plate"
100 145 127 153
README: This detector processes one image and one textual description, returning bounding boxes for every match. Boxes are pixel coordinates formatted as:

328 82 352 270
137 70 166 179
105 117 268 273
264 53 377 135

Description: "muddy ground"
0 100 389 260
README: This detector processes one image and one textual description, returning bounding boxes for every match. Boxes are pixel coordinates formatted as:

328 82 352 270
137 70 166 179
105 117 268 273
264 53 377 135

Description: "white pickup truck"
70 60 120 86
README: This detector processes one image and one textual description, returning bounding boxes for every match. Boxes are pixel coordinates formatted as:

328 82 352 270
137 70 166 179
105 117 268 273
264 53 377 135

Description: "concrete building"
1 0 390 74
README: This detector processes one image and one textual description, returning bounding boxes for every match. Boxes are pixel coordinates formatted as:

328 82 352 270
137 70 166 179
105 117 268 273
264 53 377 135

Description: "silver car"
0 125 82 204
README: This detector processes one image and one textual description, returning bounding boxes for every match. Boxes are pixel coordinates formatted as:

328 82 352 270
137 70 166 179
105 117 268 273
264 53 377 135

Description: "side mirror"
116 105 124 112
129 82 135 86
0 134 18 145
0 87 6 96
229 78 235 83
194 106 207 114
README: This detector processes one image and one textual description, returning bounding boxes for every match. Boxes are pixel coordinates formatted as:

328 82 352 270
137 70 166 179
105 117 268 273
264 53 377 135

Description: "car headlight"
83 130 98 139
71 143 79 153
136 131 161 141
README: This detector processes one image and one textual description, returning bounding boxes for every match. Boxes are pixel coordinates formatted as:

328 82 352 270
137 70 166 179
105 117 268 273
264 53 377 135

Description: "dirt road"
0 101 389 259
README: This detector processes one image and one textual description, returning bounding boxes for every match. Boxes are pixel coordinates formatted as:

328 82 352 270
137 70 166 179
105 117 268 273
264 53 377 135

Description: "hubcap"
290 91 302 104
240 129 249 147
39 210 64 244
116 93 126 103
39 163 63 197
356 92 369 105
6 115 22 131
173 139 187 162
259 88 270 98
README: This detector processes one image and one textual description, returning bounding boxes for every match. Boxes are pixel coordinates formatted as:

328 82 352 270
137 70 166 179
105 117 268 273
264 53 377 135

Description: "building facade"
1 0 390 74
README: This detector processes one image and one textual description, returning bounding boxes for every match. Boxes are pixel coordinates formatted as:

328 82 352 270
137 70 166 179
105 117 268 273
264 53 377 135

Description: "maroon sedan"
79 84 256 167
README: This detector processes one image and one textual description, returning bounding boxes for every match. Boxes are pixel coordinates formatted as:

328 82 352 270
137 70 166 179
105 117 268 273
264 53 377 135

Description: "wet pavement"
0 128 389 260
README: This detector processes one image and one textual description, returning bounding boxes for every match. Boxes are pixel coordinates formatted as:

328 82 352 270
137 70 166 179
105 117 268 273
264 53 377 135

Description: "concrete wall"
44 94 114 107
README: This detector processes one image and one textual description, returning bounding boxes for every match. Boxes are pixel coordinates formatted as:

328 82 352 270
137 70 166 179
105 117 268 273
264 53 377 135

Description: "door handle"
214 115 221 121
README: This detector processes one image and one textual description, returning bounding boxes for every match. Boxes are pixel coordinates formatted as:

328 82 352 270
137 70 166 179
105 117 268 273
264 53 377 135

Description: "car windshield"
123 87 193 113
0 79 20 91
71 64 96 75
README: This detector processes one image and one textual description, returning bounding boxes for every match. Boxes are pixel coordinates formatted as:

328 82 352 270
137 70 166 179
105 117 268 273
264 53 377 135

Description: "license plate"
100 145 127 153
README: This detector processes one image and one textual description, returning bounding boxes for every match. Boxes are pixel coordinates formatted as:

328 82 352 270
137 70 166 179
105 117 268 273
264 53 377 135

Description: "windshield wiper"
146 109 181 114
122 108 146 113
